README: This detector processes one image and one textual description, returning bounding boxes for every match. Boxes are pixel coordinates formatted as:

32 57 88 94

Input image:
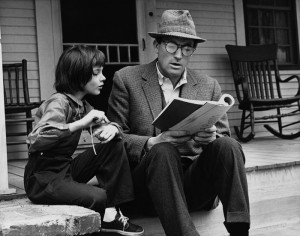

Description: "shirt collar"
64 93 84 107
156 62 187 89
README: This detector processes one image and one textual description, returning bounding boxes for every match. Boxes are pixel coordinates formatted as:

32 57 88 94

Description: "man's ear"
153 39 159 54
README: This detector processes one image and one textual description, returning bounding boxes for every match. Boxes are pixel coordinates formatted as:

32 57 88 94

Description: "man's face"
156 37 195 82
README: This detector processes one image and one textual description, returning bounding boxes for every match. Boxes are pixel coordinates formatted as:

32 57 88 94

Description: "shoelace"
90 125 97 155
118 210 129 231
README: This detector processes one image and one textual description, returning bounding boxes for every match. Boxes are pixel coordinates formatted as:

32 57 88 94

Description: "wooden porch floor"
4 136 300 200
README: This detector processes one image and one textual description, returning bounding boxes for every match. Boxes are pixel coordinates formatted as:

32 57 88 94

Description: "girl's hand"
80 109 109 128
69 109 109 133
93 124 119 144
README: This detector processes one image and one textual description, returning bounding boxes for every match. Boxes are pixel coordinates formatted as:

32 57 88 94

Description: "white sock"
103 207 117 222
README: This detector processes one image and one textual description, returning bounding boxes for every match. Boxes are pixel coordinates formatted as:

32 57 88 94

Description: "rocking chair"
225 44 300 142
3 59 42 145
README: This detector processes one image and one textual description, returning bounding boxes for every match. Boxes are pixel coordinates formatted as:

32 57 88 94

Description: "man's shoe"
101 210 144 235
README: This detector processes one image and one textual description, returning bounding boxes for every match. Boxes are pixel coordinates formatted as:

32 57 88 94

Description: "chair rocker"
225 44 300 142
3 59 42 145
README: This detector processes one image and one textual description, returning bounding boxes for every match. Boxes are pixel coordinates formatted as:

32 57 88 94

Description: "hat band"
159 25 197 37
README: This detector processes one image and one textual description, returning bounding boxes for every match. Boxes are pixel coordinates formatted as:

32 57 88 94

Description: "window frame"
238 0 300 70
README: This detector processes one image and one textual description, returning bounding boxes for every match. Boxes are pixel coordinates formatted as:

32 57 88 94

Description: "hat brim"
148 32 206 43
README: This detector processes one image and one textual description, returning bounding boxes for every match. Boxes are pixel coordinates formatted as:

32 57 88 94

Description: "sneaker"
101 210 144 235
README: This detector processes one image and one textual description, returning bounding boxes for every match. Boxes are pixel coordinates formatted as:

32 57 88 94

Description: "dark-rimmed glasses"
163 41 195 57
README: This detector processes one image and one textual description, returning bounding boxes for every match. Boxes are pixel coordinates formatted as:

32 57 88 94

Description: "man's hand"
147 130 192 150
193 125 217 145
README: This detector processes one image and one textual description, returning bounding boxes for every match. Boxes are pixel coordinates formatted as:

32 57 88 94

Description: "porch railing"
63 43 140 65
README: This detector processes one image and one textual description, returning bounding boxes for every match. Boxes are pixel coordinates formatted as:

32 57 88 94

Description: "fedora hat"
148 10 206 43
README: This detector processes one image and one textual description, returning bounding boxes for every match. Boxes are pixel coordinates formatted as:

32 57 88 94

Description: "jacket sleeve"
27 98 72 152
107 71 150 163
211 79 231 137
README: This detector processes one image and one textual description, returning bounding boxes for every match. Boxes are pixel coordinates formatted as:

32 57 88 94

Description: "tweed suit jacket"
107 60 230 164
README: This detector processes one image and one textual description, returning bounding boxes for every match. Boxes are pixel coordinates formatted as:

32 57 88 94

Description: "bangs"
92 50 106 67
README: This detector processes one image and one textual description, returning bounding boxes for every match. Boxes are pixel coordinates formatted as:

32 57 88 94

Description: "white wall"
1 0 300 159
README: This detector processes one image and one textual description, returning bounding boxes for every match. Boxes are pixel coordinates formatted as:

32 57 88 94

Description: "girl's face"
83 66 106 96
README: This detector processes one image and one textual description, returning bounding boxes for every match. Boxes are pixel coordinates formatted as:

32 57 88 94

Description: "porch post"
0 27 16 195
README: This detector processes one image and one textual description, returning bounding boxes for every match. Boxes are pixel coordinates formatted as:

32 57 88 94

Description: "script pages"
152 94 235 134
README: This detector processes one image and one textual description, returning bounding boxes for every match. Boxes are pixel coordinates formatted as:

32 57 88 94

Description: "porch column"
0 27 16 195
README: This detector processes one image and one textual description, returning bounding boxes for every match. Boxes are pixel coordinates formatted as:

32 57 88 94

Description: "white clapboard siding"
156 0 300 138
0 0 40 160
1 0 300 161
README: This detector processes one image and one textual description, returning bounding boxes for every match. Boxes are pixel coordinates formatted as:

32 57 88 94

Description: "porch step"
0 198 101 236
1 137 300 236
128 164 300 236
1 164 299 236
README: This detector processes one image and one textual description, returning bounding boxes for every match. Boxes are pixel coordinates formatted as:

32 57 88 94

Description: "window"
244 0 299 68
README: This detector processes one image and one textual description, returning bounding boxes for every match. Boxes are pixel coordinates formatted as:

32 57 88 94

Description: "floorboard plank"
8 165 24 177
8 173 24 190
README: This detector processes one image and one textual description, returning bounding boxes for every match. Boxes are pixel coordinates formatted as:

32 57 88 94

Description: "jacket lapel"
142 61 163 135
181 69 199 100
141 65 200 134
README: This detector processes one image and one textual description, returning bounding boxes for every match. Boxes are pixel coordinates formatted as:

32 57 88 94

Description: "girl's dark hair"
54 45 105 93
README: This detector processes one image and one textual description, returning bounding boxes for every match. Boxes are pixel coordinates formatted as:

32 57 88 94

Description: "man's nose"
174 47 183 59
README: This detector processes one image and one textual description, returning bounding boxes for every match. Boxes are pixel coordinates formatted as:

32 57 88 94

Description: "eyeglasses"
163 41 195 57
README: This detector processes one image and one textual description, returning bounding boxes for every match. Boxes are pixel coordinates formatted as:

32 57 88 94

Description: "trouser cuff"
183 230 200 236
226 211 250 223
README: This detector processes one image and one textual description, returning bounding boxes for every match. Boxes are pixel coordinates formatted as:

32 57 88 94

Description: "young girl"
24 45 144 235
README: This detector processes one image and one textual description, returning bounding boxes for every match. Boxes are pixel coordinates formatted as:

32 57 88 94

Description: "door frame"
36 0 157 101
35 0 62 100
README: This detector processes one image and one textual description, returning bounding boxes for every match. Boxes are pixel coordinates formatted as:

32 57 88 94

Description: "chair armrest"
278 74 300 96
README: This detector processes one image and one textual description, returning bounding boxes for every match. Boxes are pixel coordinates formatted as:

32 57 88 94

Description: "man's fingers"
204 125 217 133
168 130 191 137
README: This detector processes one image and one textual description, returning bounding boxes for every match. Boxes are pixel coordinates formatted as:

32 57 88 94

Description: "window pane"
247 10 258 26
275 11 288 27
247 0 259 4
277 46 291 63
249 28 260 44
260 0 274 6
275 0 289 6
261 29 275 44
260 10 273 26
276 29 289 44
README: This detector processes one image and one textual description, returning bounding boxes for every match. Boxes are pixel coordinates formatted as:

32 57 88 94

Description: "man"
107 9 250 236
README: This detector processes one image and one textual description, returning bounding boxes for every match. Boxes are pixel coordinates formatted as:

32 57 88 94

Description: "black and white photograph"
0 0 300 235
